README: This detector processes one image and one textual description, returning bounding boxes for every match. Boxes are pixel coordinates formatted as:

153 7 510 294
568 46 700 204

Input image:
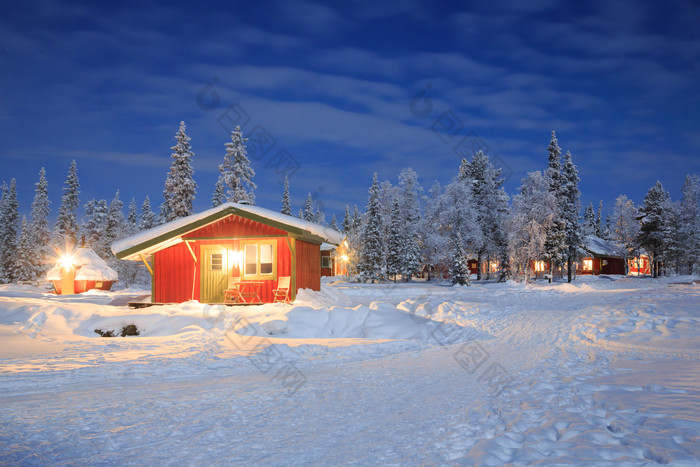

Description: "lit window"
244 245 257 275
260 244 273 274
583 259 592 270
242 241 276 279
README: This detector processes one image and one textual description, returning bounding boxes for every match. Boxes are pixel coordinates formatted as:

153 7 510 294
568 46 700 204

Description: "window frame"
240 240 277 280
321 255 331 269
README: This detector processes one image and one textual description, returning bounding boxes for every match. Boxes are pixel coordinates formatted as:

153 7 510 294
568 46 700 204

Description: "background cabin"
578 236 625 275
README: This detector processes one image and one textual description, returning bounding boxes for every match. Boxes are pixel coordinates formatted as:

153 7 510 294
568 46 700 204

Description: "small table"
236 281 264 304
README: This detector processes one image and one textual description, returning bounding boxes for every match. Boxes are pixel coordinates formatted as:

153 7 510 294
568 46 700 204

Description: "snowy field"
1 276 699 465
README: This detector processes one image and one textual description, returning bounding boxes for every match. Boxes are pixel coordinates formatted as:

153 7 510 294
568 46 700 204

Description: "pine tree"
0 180 20 283
458 152 509 280
342 205 352 233
315 207 325 225
303 193 315 222
214 125 256 205
330 215 339 231
211 182 225 208
29 167 51 278
297 209 304 219
140 195 156 231
161 121 197 222
15 217 35 282
82 199 109 254
103 191 124 259
450 236 471 286
126 198 139 237
357 173 385 283
352 205 362 232
52 160 80 249
395 168 424 281
611 195 640 269
679 174 700 274
635 181 671 277
386 198 403 282
542 131 566 280
421 181 448 281
440 177 481 274
595 200 603 237
281 176 292 215
582 203 596 236
560 151 583 283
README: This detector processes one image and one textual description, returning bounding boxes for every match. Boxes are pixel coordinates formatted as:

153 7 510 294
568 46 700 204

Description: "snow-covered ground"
1 276 699 465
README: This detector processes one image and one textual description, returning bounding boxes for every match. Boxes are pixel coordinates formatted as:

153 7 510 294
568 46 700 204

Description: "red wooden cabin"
577 236 626 275
112 203 344 304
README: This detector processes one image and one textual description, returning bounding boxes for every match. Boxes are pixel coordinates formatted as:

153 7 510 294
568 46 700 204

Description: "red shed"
577 235 626 275
112 203 344 304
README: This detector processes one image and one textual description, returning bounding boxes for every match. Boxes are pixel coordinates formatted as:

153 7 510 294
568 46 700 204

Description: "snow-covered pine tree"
297 209 303 219
0 180 20 283
82 199 109 254
386 198 402 282
140 195 157 231
315 207 325 225
215 125 256 205
610 195 639 271
603 214 612 240
560 151 584 283
52 160 80 249
662 202 684 274
352 205 362 232
450 234 471 286
436 177 481 284
357 173 385 283
458 152 509 280
281 176 292 215
507 171 556 283
595 200 603 237
542 132 567 281
582 203 596 236
635 181 671 277
211 181 225 208
161 121 197 222
15 217 35 282
303 193 315 222
330 215 339 231
420 181 444 281
679 174 700 274
126 198 139 237
103 191 124 259
396 168 423 281
342 206 351 233
29 167 51 278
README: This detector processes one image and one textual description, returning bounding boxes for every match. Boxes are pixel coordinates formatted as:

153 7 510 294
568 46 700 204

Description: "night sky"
2 0 699 223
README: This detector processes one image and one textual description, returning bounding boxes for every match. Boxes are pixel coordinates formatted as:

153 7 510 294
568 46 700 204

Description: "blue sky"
2 0 699 223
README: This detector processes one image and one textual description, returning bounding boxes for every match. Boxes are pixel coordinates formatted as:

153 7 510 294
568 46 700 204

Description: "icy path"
1 278 699 465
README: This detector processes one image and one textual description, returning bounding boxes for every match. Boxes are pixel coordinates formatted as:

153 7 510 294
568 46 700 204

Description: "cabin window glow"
583 259 593 270
244 245 257 275
242 241 277 279
260 244 273 274
534 261 545 272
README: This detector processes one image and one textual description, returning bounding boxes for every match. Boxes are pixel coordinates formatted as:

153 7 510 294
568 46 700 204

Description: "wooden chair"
223 277 244 304
272 276 291 303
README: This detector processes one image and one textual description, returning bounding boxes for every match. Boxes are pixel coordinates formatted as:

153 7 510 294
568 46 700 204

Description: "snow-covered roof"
112 202 345 261
47 247 118 281
583 235 622 258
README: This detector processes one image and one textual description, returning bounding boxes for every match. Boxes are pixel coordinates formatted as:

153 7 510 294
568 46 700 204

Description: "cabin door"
201 245 228 303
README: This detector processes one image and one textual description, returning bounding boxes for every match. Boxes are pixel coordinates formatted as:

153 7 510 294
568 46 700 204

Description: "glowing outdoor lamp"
58 252 76 295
